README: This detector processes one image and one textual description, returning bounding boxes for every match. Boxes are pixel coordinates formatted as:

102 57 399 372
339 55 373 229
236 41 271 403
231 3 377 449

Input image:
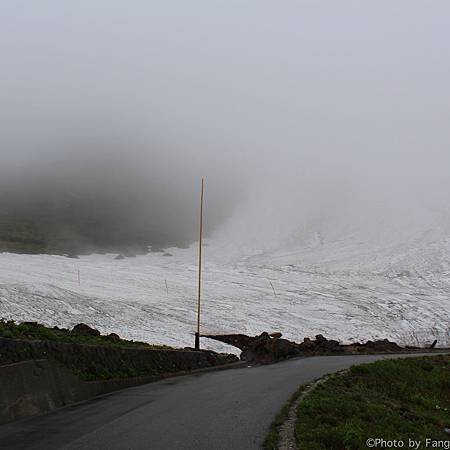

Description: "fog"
1 1 450 253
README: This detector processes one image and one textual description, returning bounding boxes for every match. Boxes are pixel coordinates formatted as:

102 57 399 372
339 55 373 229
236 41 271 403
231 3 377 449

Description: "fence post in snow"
268 280 277 298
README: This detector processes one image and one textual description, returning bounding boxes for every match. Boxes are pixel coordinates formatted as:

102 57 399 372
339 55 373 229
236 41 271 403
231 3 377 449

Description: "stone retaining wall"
0 337 236 424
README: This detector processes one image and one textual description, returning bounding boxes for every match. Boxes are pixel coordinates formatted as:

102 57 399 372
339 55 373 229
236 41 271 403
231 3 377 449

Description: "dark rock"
204 332 301 364
300 337 315 351
114 254 125 260
270 337 302 360
162 252 173 257
348 338 403 353
202 334 254 351
363 339 402 352
315 334 327 344
328 340 341 350
72 323 101 337
298 335 342 353
108 333 121 341
203 332 404 364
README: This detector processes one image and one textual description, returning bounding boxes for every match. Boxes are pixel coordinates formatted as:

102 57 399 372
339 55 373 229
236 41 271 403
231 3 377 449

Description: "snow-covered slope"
0 226 449 353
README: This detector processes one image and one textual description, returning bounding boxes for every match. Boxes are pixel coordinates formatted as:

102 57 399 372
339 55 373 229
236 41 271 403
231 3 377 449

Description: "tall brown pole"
195 178 204 350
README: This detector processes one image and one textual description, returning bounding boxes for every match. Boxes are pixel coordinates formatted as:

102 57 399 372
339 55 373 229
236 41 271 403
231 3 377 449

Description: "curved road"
0 353 438 450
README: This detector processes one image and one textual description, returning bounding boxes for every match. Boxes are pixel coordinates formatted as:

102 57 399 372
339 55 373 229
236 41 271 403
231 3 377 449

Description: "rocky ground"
203 332 445 364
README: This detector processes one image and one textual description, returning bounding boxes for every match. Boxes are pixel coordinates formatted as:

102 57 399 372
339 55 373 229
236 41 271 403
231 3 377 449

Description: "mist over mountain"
1 1 450 255
0 131 240 254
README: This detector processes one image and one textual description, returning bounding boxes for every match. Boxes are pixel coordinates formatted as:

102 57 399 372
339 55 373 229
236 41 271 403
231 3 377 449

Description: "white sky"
1 1 449 246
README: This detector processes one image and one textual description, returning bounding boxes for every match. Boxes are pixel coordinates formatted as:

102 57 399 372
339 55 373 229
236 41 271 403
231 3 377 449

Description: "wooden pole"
195 178 204 350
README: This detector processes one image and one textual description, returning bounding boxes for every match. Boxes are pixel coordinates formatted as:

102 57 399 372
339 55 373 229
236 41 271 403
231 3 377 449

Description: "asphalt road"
0 353 440 450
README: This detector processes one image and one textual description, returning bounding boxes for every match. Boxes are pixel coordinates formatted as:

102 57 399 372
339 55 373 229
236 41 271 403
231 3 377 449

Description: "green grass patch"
295 356 450 450
0 320 236 381
0 319 170 350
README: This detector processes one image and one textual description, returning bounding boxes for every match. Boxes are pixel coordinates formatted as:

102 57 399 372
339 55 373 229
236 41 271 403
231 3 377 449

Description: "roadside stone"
72 323 101 337
270 332 283 339
108 333 121 341
203 332 407 363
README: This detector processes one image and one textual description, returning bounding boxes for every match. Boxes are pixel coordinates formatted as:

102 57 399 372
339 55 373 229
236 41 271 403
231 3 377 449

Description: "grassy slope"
295 356 450 450
0 216 47 253
0 213 151 255
0 320 238 381
0 320 170 350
